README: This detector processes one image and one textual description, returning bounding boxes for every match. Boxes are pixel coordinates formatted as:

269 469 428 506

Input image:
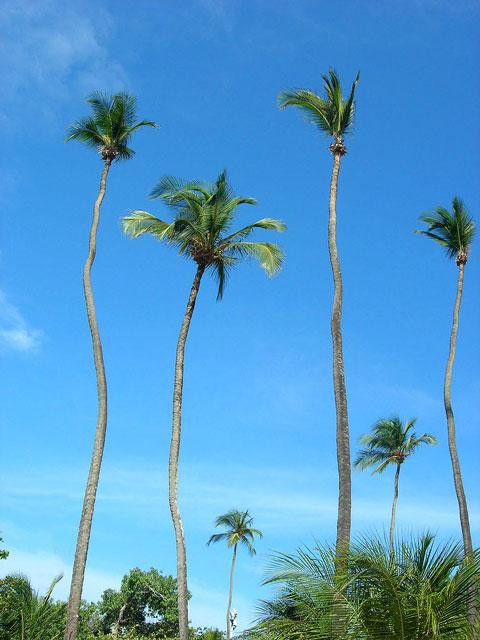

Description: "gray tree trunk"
226 543 237 640
328 149 351 557
65 159 111 640
444 264 475 627
169 264 205 640
389 463 401 555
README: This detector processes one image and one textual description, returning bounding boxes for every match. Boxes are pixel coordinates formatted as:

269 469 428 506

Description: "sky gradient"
1 0 479 630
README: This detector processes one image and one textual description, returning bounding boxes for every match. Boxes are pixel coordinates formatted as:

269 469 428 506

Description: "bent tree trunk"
328 148 351 558
65 159 112 640
389 464 401 555
445 265 473 556
169 264 205 640
444 264 475 627
226 543 237 640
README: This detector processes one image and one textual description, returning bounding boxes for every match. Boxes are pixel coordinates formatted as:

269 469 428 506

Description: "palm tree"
278 70 359 555
354 417 437 554
255 534 480 640
65 92 157 640
123 171 285 640
207 510 263 640
417 198 475 558
0 574 65 640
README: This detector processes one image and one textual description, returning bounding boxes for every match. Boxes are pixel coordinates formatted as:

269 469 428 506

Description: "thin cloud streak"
3 461 478 533
0 289 42 352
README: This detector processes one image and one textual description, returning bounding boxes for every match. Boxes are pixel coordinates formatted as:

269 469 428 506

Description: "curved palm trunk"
328 148 351 557
389 464 401 555
445 265 473 555
444 264 475 628
226 543 237 640
65 159 112 640
170 264 205 640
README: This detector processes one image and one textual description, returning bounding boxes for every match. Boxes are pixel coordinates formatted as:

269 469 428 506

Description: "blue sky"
1 0 479 630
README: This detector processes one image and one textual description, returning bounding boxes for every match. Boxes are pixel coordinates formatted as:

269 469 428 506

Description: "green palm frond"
123 171 286 299
253 536 479 640
207 509 262 555
278 69 359 140
66 91 157 161
355 416 437 473
122 211 176 240
417 197 475 263
227 241 284 276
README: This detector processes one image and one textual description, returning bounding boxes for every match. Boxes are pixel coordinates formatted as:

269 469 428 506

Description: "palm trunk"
226 543 237 640
328 147 351 557
445 264 473 555
444 264 475 628
389 464 401 555
169 264 205 640
65 159 112 640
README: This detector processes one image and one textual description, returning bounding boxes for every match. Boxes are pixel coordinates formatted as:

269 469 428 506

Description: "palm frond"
417 197 475 261
278 70 359 139
122 211 175 240
66 91 157 161
227 241 284 275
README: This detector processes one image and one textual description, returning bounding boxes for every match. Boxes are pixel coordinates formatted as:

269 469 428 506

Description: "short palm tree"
0 574 65 640
65 92 157 640
255 534 480 640
123 171 285 640
354 417 437 554
278 70 359 556
208 510 263 640
417 198 475 559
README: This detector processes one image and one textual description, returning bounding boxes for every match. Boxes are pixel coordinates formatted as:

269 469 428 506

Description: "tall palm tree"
65 92 157 640
207 510 263 640
354 417 437 554
123 171 285 640
417 198 475 558
278 70 359 556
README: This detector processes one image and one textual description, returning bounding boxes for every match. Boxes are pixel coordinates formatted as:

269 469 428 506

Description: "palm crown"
66 92 157 161
354 417 437 474
417 197 475 266
123 170 285 299
278 69 359 152
207 510 262 555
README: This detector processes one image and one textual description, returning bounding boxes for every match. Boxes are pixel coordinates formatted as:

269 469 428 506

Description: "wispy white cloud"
3 460 478 533
0 289 41 352
0 0 127 124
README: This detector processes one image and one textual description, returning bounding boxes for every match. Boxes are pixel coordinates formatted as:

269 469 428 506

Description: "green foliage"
253 534 480 640
123 170 286 299
193 628 225 640
278 69 359 140
0 536 8 560
66 92 157 161
98 567 181 637
208 510 262 556
354 417 437 474
417 197 475 264
0 574 65 640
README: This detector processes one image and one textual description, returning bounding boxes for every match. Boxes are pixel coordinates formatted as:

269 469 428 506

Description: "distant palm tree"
417 198 475 558
65 92 157 640
208 510 262 640
123 171 285 640
354 417 437 553
278 70 359 555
